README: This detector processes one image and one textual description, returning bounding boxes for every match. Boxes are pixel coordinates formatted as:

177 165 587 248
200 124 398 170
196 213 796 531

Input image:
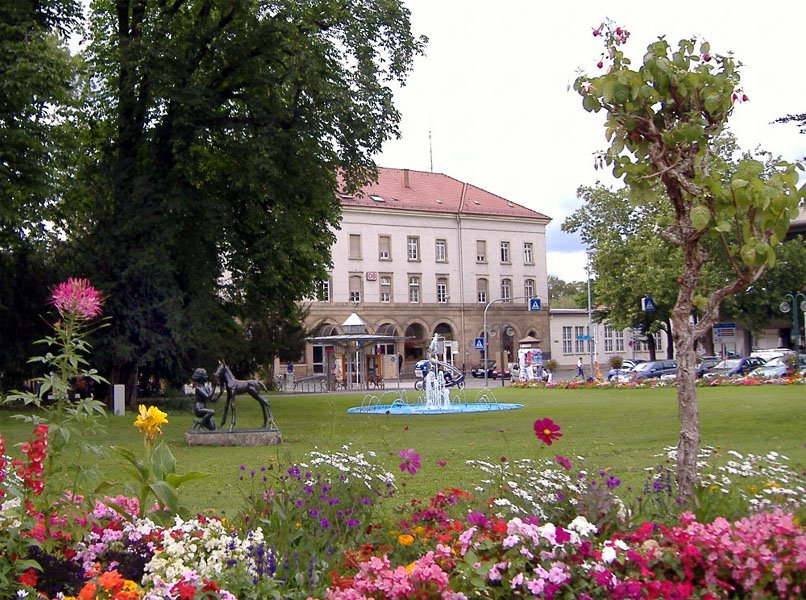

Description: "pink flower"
554 454 572 470
436 459 447 467
398 448 421 475
533 418 562 446
51 278 103 320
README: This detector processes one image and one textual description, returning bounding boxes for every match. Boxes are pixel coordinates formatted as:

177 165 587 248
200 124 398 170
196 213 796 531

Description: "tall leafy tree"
574 23 804 499
0 0 82 248
563 184 678 359
69 0 424 401
547 275 585 309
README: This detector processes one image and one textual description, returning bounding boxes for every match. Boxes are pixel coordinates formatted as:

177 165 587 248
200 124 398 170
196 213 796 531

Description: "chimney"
403 168 410 188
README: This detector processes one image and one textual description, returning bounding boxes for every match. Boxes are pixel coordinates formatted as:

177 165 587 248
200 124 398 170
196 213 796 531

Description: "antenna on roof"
429 129 434 172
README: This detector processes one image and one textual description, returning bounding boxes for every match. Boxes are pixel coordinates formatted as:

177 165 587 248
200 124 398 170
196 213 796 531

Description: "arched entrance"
404 323 427 362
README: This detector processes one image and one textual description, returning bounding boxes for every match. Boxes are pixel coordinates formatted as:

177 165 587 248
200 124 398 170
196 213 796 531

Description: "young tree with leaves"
574 23 804 499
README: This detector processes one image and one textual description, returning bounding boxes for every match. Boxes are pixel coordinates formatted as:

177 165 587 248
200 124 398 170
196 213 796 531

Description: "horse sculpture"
213 360 273 431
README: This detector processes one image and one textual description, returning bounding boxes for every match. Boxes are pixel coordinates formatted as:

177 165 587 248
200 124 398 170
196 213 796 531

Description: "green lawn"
2 385 804 516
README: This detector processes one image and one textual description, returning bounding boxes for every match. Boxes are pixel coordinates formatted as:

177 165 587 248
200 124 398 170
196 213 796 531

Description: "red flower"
18 568 38 587
533 418 562 446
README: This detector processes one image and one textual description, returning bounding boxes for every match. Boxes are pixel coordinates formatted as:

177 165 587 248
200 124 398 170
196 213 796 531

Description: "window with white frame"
436 277 448 303
500 241 510 263
524 278 535 300
349 275 362 303
407 236 420 261
378 235 391 260
435 239 447 262
574 325 589 354
476 240 487 263
501 278 512 302
562 326 573 354
477 278 488 303
318 279 331 302
614 329 625 352
604 325 625 352
379 274 392 303
523 242 534 264
408 275 420 303
349 234 362 259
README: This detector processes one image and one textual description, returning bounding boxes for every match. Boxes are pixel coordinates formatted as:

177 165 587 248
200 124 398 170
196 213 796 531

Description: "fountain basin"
347 401 523 415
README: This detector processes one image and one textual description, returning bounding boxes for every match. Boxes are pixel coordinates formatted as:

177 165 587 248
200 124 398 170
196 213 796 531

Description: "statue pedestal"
185 428 282 447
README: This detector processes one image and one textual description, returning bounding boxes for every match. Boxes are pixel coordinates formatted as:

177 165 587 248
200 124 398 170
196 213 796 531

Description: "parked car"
470 360 496 378
750 348 794 363
618 359 677 382
607 359 644 381
749 354 806 379
703 356 766 379
490 365 511 380
696 356 722 378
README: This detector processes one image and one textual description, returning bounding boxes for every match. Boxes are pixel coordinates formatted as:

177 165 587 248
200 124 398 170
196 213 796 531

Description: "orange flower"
99 569 125 593
78 582 97 600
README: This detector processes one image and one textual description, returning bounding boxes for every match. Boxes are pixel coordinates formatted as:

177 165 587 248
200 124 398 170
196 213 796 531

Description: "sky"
376 0 806 283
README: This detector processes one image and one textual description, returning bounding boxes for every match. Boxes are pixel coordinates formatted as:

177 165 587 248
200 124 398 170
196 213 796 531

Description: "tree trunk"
672 312 699 501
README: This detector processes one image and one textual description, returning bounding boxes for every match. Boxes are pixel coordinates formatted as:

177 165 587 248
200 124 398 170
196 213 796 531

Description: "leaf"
151 442 177 480
165 471 209 488
583 94 601 113
690 205 710 231
149 480 182 515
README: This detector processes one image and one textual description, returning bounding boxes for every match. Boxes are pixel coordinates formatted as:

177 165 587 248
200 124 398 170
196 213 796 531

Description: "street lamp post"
586 250 597 377
780 291 806 351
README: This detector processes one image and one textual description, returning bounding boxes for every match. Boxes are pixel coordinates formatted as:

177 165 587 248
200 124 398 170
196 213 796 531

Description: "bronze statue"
191 367 217 431
213 360 273 431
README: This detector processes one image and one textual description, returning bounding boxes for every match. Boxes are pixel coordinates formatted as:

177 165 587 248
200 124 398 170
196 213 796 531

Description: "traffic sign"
473 337 485 351
528 298 541 311
576 335 591 341
641 295 656 312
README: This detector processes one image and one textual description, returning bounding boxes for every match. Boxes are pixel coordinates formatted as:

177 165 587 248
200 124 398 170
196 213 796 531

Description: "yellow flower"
398 533 415 546
133 405 169 442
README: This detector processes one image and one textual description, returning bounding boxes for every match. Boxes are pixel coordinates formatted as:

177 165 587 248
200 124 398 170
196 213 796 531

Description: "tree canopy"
0 0 425 396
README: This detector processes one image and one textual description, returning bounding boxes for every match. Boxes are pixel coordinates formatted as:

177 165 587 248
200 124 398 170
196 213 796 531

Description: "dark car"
703 356 766 379
696 356 722 378
625 359 677 381
471 360 496 378
607 359 644 381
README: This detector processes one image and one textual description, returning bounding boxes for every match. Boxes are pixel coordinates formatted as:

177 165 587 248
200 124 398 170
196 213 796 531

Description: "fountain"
347 334 523 415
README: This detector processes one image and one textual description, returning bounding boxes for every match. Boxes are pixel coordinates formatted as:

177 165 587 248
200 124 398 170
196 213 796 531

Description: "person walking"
576 357 584 380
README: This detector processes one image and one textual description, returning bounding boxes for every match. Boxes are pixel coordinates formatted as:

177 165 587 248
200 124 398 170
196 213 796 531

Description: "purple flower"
398 448 421 476
466 511 490 528
319 518 330 529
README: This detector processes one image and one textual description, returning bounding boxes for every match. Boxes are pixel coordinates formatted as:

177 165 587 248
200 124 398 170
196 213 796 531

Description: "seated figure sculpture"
192 367 217 431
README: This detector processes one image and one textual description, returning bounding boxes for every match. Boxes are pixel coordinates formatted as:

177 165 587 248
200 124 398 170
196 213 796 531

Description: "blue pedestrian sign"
641 295 656 312
528 298 541 311
474 337 485 351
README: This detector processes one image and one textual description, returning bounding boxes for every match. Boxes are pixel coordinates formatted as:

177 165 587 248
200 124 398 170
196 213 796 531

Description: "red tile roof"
338 167 551 221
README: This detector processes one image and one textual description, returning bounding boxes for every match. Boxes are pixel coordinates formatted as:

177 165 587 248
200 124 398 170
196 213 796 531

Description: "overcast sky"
376 0 806 283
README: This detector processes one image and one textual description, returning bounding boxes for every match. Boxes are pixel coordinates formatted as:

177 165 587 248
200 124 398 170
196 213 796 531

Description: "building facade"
299 167 552 379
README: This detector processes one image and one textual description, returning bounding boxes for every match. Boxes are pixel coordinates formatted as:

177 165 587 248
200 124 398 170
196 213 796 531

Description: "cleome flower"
51 277 104 321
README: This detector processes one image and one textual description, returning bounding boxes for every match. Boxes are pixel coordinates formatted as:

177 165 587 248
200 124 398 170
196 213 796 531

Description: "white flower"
567 515 598 537
601 544 617 563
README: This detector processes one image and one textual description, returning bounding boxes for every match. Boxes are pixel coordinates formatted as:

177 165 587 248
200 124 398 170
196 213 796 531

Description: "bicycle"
367 375 385 390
